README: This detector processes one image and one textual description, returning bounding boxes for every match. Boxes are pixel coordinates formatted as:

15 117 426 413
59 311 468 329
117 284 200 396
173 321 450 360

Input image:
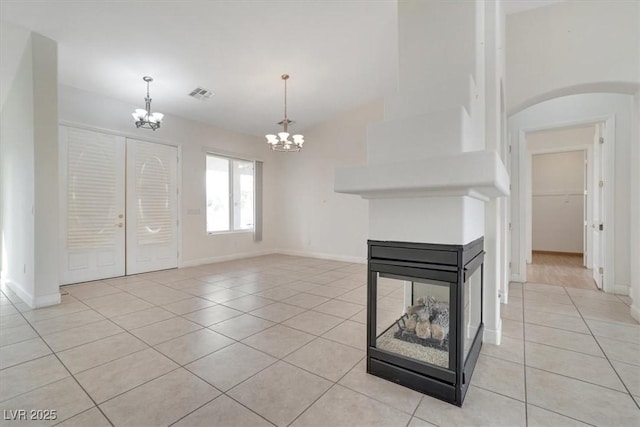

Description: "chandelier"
132 76 164 131
265 74 304 152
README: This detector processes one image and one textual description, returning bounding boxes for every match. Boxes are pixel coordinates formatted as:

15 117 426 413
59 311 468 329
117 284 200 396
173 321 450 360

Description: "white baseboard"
276 249 366 264
631 303 640 323
613 285 630 296
180 250 278 268
5 280 60 309
6 280 33 306
510 274 525 283
33 292 61 308
483 319 502 345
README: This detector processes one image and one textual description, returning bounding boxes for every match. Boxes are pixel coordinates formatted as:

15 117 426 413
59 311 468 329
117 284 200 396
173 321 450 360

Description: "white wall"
531 151 584 253
278 100 383 262
631 90 640 320
509 93 633 295
0 21 31 111
506 0 640 113
1 31 60 307
58 85 282 267
1 34 35 300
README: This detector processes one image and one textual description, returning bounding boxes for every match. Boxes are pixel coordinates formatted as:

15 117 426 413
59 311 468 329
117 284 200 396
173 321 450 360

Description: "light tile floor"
0 255 639 426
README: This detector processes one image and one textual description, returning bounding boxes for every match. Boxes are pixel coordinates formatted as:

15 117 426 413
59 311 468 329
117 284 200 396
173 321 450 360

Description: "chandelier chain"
283 76 287 120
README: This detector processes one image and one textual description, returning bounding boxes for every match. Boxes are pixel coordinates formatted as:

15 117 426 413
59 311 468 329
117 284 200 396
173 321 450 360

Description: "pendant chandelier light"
265 74 304 152
132 76 164 131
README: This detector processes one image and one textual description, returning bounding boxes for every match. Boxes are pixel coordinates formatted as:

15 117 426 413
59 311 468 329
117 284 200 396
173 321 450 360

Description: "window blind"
67 128 118 249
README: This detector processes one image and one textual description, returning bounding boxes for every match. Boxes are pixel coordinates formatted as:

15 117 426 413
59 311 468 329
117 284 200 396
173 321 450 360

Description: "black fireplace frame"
366 237 484 406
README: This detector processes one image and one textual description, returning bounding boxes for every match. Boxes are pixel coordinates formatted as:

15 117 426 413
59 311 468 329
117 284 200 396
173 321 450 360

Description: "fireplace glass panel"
462 267 482 361
375 273 451 369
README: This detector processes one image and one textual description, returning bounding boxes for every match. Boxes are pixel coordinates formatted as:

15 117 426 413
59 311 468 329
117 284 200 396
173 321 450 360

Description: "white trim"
532 190 584 197
527 144 591 155
177 145 183 269
525 146 589 263
510 273 525 283
207 230 255 236
613 285 630 296
33 292 62 308
518 129 527 281
201 146 265 163
602 118 616 294
6 280 61 308
179 250 278 268
514 114 615 292
483 319 502 345
630 304 640 323
276 249 367 264
59 120 180 149
6 280 32 306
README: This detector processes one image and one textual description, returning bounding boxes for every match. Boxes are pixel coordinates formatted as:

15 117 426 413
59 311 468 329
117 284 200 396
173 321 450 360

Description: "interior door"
126 138 178 275
592 125 603 289
59 126 126 284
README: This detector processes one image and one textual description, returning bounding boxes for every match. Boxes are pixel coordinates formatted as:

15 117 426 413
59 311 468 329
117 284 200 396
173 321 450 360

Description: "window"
206 154 254 233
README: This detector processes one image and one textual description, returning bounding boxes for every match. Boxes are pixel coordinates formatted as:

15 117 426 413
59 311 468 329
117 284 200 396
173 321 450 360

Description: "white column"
630 90 640 322
32 33 60 307
482 0 503 344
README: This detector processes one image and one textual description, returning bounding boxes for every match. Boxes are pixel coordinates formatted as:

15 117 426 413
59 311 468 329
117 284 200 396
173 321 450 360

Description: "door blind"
133 141 175 245
66 128 119 249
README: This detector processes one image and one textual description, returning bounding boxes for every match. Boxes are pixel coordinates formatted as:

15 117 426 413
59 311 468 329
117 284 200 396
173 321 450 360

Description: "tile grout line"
527 402 601 427
1 261 367 425
283 354 366 427
522 287 529 427
97 266 359 422
164 268 365 427
0 289 116 427
15 280 358 380
407 395 428 427
174 360 281 427
565 289 640 411
481 332 636 397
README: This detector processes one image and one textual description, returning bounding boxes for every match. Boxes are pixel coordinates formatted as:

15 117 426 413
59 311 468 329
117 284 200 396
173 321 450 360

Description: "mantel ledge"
334 150 509 201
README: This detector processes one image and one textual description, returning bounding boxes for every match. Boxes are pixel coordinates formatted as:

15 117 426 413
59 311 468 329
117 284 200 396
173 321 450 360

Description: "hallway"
527 252 597 290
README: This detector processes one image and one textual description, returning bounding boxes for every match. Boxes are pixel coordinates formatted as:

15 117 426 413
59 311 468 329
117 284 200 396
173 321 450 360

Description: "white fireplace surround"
334 150 509 202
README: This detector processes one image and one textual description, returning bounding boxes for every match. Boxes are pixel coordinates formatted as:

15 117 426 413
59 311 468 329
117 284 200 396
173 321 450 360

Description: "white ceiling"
1 1 567 136
0 0 398 136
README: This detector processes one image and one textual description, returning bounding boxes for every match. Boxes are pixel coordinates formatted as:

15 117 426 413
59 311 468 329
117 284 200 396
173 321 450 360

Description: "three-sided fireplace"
367 237 484 406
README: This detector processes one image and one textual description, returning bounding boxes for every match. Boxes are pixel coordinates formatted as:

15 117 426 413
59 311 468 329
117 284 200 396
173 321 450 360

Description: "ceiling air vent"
188 87 214 100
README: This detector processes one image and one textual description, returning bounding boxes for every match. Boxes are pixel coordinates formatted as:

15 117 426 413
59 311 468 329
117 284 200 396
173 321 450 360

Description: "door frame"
515 114 615 293
59 121 183 272
525 145 591 273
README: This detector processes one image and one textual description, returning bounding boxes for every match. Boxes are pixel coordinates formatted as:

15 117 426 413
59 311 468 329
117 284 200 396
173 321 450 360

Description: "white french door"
59 126 178 284
126 139 178 275
59 127 126 285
